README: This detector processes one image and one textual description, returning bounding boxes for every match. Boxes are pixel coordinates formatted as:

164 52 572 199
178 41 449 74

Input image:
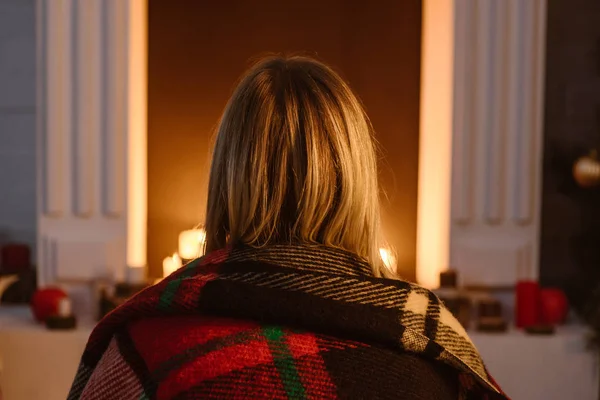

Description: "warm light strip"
126 0 148 269
416 0 454 289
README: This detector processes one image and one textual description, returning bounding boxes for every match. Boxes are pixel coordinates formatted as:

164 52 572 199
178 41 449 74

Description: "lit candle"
178 228 206 260
162 253 182 277
379 247 397 271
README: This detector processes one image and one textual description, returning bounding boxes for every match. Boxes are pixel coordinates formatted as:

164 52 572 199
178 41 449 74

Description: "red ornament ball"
30 287 68 322
540 288 569 325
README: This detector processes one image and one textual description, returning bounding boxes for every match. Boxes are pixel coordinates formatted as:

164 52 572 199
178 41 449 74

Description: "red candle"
1 243 31 273
516 280 540 328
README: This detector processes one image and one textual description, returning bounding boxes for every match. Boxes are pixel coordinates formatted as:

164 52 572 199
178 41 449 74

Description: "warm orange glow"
162 252 182 277
178 228 207 260
126 0 148 269
416 0 453 289
379 247 397 271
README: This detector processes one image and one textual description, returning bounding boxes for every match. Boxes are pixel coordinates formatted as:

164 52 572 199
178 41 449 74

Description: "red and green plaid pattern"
69 245 508 399
125 316 348 399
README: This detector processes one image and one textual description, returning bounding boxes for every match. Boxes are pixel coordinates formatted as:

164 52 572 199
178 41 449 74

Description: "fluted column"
36 0 147 298
417 0 547 288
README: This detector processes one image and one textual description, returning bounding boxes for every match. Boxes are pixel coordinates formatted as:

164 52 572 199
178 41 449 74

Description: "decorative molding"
473 0 495 224
454 238 532 286
418 0 547 287
450 0 547 229
509 0 546 225
36 0 148 290
41 0 73 217
36 0 48 216
39 234 125 282
450 0 474 225
39 235 58 285
484 0 507 224
102 0 127 218
55 238 123 281
72 0 102 217
512 0 534 224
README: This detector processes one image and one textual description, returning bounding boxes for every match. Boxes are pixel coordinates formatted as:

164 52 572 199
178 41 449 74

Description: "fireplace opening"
147 0 423 280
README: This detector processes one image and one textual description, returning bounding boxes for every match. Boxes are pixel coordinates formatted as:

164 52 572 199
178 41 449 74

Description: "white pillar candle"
178 229 206 260
162 253 182 278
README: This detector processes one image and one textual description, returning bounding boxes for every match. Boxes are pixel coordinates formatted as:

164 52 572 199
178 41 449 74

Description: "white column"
417 0 547 288
36 0 147 295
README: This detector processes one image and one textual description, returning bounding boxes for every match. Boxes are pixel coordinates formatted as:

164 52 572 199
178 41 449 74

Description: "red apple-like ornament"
30 287 68 322
540 288 569 325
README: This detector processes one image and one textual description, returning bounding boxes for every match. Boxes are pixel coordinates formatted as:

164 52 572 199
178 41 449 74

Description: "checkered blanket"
68 245 508 399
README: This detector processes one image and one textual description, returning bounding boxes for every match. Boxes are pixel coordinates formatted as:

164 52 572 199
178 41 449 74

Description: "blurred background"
0 0 600 399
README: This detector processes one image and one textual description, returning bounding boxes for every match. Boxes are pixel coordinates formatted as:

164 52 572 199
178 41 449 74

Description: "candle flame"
379 247 397 271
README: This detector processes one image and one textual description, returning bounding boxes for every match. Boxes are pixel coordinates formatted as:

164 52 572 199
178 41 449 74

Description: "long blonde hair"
205 56 389 277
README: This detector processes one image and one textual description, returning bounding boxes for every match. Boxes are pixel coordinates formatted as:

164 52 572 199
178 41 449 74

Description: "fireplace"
1 2 574 399
33 0 547 317
146 0 422 280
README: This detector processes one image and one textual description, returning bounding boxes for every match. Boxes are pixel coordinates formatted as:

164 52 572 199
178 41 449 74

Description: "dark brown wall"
540 0 600 311
148 0 422 279
342 2 422 279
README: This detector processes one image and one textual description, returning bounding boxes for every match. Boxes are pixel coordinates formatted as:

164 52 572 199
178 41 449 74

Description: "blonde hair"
205 55 389 277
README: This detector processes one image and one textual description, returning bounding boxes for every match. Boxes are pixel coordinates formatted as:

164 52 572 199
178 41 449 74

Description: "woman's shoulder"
70 246 506 399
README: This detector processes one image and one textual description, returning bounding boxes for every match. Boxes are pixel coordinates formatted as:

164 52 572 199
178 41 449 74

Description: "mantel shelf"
470 324 598 399
0 305 95 333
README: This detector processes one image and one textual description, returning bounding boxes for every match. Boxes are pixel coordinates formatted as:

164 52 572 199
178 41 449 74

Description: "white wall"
0 0 37 251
